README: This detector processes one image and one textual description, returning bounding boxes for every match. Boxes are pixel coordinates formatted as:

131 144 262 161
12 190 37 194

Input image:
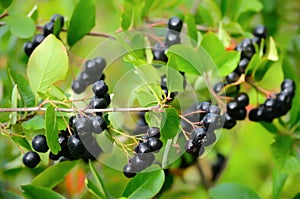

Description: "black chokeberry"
235 93 249 108
32 134 49 153
130 155 148 172
226 101 239 118
91 115 107 134
92 80 108 97
208 105 221 115
152 43 168 63
235 108 247 120
123 164 136 178
190 128 206 145
104 93 111 106
67 135 87 158
51 14 64 27
213 82 225 94
32 34 45 48
71 79 86 94
203 130 217 146
165 31 181 46
253 25 268 39
202 113 222 130
24 42 34 56
226 72 240 83
74 117 93 136
43 21 54 37
89 97 108 109
223 113 236 129
146 137 163 152
168 17 183 32
49 152 61 161
134 142 151 154
147 127 161 138
236 58 249 74
23 151 40 168
238 38 255 59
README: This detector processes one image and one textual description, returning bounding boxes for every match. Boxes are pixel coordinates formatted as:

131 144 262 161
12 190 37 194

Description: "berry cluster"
214 26 268 93
24 14 64 56
184 102 222 157
152 17 183 63
160 75 177 103
223 93 249 129
123 127 163 178
88 80 111 114
72 57 106 94
249 79 295 122
23 134 48 168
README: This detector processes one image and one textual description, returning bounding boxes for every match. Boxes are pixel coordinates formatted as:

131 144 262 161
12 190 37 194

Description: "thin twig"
0 105 162 113
0 11 8 19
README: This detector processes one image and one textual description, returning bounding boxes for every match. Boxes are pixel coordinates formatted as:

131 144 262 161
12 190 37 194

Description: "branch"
0 105 163 113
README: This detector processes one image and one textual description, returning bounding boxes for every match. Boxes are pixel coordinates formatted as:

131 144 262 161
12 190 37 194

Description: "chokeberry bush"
0 0 299 198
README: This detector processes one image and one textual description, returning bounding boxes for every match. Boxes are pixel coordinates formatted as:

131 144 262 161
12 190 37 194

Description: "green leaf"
166 67 184 92
185 13 198 45
272 168 288 199
31 161 78 188
209 183 261 199
0 0 12 8
67 0 96 46
85 179 105 199
145 112 163 128
271 135 293 168
89 161 113 199
245 54 261 76
167 44 216 75
227 0 263 21
27 34 68 101
161 108 180 139
124 53 162 102
266 37 279 61
282 156 300 174
259 122 278 134
45 105 60 154
121 0 145 30
0 189 23 199
253 59 275 82
201 32 240 76
8 85 18 125
22 116 45 130
4 13 35 38
218 22 232 47
11 136 32 150
197 0 222 27
9 69 35 107
22 185 64 199
135 87 158 107
122 167 165 199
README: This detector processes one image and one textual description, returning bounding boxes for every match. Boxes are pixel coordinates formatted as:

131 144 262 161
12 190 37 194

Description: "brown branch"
0 11 8 19
0 105 163 113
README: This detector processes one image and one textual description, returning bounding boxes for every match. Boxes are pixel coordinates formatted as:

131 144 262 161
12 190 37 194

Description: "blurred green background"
0 0 299 198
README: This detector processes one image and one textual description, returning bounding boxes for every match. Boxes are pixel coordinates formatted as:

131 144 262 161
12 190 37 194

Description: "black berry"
168 17 183 32
92 80 108 97
123 164 136 178
147 127 161 138
23 151 40 168
32 134 49 153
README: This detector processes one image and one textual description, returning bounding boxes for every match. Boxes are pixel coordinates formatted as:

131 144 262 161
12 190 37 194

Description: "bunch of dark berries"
24 14 64 56
184 102 223 157
88 80 111 114
23 134 49 168
223 93 249 129
214 25 268 93
72 57 106 94
123 127 163 178
249 79 295 122
152 16 183 63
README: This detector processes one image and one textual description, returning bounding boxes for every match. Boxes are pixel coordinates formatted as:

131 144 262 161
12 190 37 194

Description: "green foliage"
161 108 180 139
31 161 78 188
209 183 261 199
185 13 198 45
166 66 184 92
122 167 165 199
0 0 12 9
67 0 96 46
22 185 65 199
0 189 23 199
272 168 288 199
45 105 60 154
26 35 68 101
4 13 35 38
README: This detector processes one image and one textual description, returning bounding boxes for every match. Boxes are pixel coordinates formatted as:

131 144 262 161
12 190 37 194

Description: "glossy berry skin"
165 31 181 46
147 127 161 138
32 134 49 153
226 72 240 83
78 71 92 86
137 152 155 164
208 105 221 115
49 152 60 161
71 79 86 94
160 75 167 89
134 142 151 154
92 80 108 97
190 128 206 145
130 155 148 172
43 22 54 37
236 38 255 59
123 164 136 178
23 151 40 168
184 140 204 157
152 43 168 63
202 113 222 130
69 115 77 130
235 108 247 120
74 117 93 136
203 131 217 146
236 58 249 74
235 93 249 108
24 42 34 56
67 135 87 158
226 101 239 118
146 137 163 152
104 93 111 106
91 115 107 134
89 97 108 109
223 113 236 129
32 34 45 48
168 17 183 32
213 82 225 94
253 25 268 39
